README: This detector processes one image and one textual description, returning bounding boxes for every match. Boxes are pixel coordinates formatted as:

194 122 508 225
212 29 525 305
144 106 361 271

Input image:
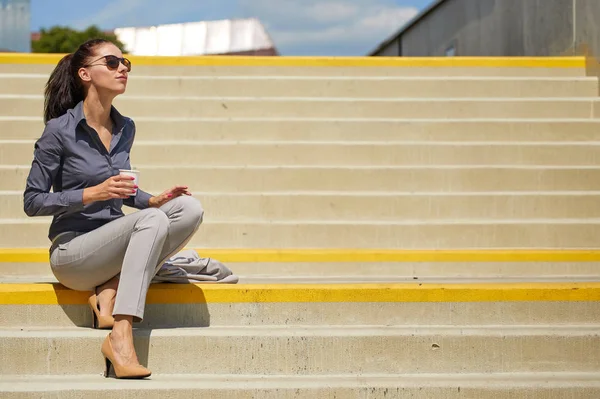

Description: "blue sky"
31 0 433 55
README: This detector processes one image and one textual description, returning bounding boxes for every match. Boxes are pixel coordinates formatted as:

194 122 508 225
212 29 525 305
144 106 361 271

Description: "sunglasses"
85 55 132 72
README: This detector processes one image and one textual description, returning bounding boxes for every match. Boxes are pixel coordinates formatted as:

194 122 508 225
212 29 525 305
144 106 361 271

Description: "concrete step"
1 325 599 375
1 282 599 328
4 165 600 192
3 248 600 278
8 275 600 285
5 218 600 248
7 191 600 220
3 259 600 279
3 118 600 142
6 140 600 166
2 95 599 119
1 74 596 97
1 373 600 398
0 61 587 77
1 54 595 395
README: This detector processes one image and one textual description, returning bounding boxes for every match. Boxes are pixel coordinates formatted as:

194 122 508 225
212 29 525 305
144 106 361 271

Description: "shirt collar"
72 100 128 132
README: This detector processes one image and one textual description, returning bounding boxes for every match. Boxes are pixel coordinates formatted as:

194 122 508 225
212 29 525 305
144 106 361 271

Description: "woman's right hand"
83 174 137 204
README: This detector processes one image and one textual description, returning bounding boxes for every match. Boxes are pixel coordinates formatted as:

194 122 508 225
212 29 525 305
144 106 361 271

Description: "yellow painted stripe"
0 53 587 68
3 248 600 263
0 283 599 305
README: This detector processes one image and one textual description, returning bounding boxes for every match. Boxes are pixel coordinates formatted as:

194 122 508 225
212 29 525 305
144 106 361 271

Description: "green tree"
32 25 127 53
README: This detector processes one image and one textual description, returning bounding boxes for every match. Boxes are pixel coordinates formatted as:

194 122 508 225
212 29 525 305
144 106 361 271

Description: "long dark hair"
44 38 111 124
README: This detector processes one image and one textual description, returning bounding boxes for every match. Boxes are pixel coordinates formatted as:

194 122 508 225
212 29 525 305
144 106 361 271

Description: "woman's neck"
83 90 114 129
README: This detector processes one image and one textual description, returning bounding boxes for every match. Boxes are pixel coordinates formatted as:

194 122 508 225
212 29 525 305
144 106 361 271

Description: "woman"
23 39 204 379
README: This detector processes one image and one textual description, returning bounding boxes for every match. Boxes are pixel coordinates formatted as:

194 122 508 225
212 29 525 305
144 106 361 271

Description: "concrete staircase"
0 55 600 397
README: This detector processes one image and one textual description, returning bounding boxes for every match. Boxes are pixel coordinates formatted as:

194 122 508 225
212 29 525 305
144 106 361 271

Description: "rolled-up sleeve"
23 123 85 217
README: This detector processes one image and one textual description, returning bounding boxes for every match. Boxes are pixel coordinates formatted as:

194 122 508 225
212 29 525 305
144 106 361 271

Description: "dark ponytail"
43 38 111 124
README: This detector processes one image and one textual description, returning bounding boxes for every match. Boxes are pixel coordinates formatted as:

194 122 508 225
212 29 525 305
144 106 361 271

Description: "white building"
0 0 30 52
114 18 277 56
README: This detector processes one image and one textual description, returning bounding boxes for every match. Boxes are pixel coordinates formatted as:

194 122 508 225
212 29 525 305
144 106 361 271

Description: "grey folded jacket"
152 249 239 284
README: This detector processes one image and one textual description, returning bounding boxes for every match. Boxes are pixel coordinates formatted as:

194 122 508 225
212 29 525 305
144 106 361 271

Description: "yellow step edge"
3 249 600 263
1 283 599 305
0 53 588 68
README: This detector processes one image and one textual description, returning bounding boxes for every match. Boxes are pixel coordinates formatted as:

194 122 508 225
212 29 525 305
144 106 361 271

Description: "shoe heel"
88 293 114 329
104 357 112 378
92 312 97 329
101 334 152 379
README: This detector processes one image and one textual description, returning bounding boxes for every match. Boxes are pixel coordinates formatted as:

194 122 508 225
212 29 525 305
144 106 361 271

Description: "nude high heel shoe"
88 293 115 329
101 333 152 379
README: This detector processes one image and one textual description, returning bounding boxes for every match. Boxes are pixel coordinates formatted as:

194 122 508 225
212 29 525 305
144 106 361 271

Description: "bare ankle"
112 316 133 337
97 275 119 293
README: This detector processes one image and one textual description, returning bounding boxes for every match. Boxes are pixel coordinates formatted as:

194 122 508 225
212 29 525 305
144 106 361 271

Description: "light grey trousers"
49 196 204 321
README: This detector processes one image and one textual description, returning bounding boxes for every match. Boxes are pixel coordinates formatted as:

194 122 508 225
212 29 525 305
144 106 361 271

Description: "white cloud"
73 0 235 30
240 0 418 55
273 5 417 46
304 2 360 24
70 0 418 55
358 6 418 30
73 0 146 29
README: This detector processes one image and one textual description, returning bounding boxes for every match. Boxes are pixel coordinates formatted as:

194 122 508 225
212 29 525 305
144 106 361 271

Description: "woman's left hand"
149 185 192 208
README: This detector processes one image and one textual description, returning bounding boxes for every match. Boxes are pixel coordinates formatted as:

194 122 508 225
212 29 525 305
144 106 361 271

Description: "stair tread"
2 281 600 307
4 276 600 284
1 372 600 390
2 324 600 337
8 218 600 224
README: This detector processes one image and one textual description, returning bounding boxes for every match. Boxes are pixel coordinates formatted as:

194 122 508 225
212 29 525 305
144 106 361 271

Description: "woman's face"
81 43 129 95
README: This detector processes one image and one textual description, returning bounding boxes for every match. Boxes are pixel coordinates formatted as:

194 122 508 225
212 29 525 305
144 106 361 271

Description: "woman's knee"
171 196 204 225
138 207 170 235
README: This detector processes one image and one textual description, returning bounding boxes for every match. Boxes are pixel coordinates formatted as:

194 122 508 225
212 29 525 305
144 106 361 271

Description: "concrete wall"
575 0 600 56
374 0 600 57
377 42 400 57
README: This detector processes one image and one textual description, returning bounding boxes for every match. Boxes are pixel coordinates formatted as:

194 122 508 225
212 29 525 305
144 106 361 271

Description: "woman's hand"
149 185 191 208
83 175 137 204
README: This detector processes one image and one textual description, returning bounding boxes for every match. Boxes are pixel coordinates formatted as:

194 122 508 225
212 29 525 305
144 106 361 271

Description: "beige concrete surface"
1 373 600 399
0 63 587 76
4 218 600 248
1 96 598 119
3 166 600 193
0 59 598 395
4 119 600 142
6 141 600 167
1 326 599 375
6 192 600 221
20 275 596 284
3 261 600 279
1 301 599 329
1 75 596 98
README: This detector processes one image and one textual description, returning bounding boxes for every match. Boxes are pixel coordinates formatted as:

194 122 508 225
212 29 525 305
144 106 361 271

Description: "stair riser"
4 120 600 141
5 167 600 192
1 98 597 119
1 77 595 98
6 194 600 220
6 142 600 166
0 64 586 76
1 302 599 328
1 333 598 375
1 387 599 399
3 261 600 278
5 221 600 248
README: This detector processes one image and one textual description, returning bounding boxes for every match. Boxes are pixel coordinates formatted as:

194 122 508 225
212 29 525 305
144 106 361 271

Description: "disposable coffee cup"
119 169 140 196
